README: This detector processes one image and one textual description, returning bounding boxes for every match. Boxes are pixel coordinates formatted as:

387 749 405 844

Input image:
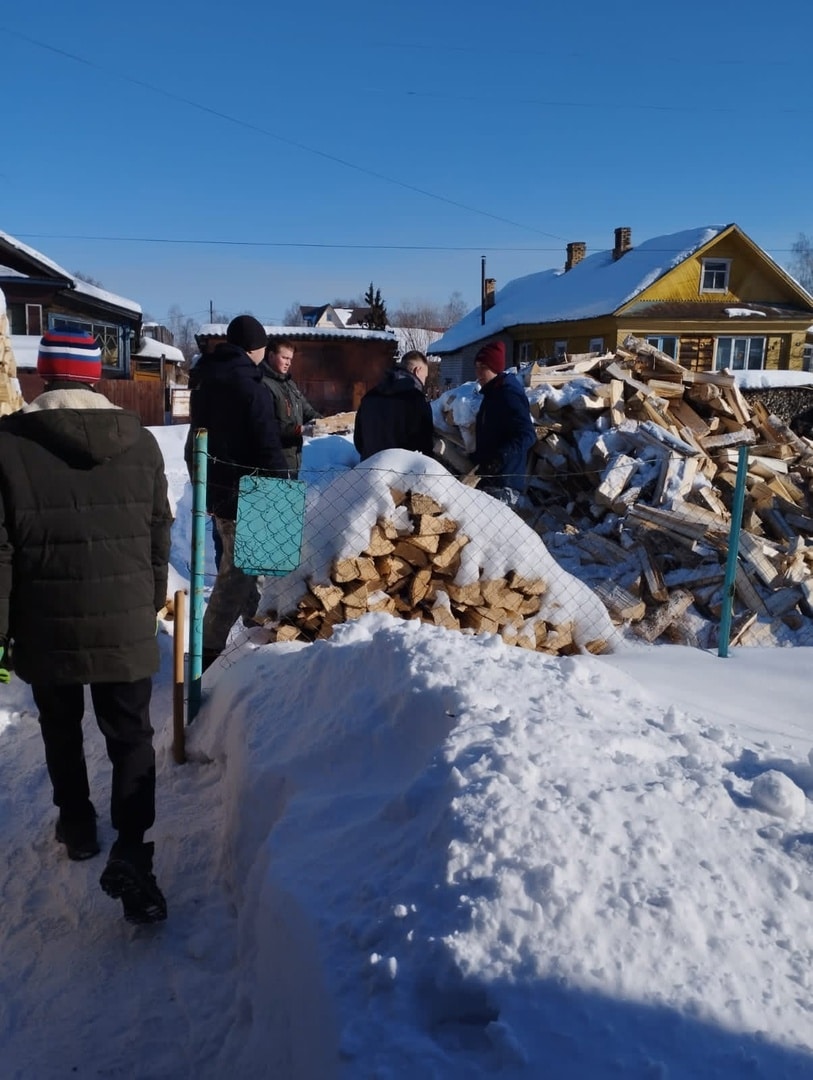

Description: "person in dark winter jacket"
471 341 536 494
260 338 321 478
353 350 434 461
185 314 287 669
0 330 172 924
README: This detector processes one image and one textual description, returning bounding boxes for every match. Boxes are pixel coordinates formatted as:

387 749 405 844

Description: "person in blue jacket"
471 341 536 496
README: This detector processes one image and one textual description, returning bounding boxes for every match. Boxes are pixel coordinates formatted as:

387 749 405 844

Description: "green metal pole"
188 428 208 720
718 443 749 658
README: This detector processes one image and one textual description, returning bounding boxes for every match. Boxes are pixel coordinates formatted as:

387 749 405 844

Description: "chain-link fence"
185 437 811 696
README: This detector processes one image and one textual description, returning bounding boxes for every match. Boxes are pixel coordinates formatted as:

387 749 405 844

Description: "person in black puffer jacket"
0 330 172 924
353 350 434 461
186 315 287 668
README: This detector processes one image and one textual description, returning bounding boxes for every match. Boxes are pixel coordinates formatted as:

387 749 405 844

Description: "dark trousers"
32 678 155 843
211 515 223 572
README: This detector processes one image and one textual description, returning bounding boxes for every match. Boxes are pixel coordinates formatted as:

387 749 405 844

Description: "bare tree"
165 304 201 362
73 270 105 288
441 290 467 327
282 300 305 325
397 326 441 353
790 234 813 293
392 291 468 333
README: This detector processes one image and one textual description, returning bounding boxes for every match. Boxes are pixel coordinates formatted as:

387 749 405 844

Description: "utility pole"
480 256 486 325
209 300 214 323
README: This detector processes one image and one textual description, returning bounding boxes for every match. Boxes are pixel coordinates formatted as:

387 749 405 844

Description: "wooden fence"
18 375 166 427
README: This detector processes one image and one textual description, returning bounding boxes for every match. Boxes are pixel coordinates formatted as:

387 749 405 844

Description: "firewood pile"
436 335 813 646
0 307 23 416
312 412 355 436
258 488 610 656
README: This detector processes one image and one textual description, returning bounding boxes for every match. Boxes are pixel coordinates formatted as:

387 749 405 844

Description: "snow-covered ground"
1 424 813 1079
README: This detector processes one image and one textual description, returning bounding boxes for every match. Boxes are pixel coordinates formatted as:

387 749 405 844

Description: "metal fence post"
188 429 207 720
718 443 750 658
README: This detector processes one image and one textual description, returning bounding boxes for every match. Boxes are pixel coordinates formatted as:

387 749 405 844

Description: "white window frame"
646 335 680 360
802 343 813 372
715 335 766 371
25 303 43 335
554 340 568 359
700 258 731 293
49 315 122 370
518 341 533 363
588 337 604 354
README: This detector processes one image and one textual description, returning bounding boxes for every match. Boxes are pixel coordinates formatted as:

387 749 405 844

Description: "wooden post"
172 589 187 764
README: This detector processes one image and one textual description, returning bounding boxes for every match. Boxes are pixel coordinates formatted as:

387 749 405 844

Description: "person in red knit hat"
470 340 536 498
0 329 172 924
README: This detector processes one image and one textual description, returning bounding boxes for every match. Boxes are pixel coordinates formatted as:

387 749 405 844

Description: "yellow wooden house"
432 224 813 385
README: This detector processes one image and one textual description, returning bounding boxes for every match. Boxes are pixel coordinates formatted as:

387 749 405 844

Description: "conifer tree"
363 282 388 330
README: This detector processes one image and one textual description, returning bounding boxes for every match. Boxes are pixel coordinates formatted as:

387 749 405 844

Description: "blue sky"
2 0 811 326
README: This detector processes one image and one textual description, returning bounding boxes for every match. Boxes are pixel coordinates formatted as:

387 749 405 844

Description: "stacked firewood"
436 335 813 645
0 306 23 415
260 489 608 655
312 412 355 436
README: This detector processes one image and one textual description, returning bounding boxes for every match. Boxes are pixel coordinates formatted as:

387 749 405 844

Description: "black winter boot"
100 840 167 924
55 804 100 861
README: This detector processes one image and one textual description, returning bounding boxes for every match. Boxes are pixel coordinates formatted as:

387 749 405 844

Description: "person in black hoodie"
0 330 172 924
353 350 434 461
186 315 287 669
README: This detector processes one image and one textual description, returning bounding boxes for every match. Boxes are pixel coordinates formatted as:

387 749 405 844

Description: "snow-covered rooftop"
134 335 186 364
433 226 731 353
196 323 396 342
0 230 141 316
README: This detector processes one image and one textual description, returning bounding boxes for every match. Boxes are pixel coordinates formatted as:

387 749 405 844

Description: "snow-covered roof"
432 226 730 353
0 230 141 316
134 335 185 363
196 323 396 342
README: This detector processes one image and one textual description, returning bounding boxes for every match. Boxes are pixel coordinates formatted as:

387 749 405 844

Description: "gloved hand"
0 638 12 684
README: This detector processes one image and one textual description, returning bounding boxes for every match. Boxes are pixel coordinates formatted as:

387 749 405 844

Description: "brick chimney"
565 241 586 271
484 277 496 311
612 226 632 261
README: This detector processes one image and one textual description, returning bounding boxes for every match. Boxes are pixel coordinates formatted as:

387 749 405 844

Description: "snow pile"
189 617 813 1077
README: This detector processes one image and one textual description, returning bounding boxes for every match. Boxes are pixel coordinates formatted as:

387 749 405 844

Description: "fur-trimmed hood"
11 388 142 468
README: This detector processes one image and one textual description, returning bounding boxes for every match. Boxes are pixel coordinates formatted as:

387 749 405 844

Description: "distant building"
0 228 141 377
195 323 397 414
431 223 813 386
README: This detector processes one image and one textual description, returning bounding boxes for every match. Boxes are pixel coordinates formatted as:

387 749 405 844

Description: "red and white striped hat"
37 330 102 384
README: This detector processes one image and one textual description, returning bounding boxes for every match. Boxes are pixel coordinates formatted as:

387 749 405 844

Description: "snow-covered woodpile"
312 411 355 435
436 336 813 646
0 295 23 416
259 488 610 656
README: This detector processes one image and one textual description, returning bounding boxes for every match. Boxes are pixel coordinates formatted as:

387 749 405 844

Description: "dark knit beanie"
37 330 102 383
226 315 268 352
475 341 506 374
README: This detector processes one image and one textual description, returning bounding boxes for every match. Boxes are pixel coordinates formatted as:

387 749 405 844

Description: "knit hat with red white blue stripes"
37 330 102 384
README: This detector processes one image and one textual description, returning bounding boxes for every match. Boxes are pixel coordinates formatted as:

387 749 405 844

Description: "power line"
15 232 803 255
2 26 566 243
16 232 564 252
